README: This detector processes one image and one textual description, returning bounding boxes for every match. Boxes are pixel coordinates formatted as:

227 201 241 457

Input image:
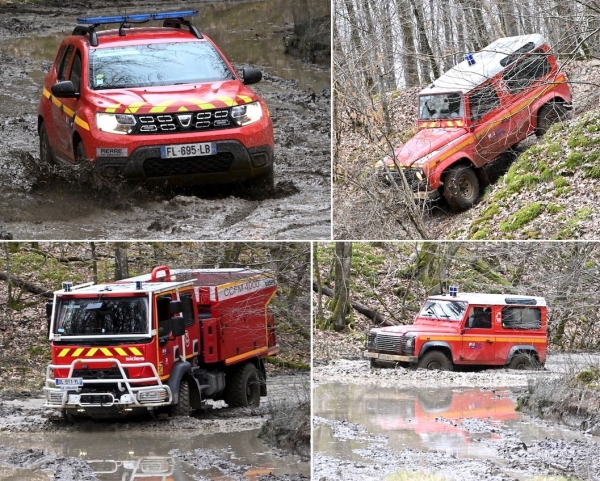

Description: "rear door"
461 306 495 363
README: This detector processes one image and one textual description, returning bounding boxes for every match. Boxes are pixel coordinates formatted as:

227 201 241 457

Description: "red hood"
381 128 467 168
90 80 256 114
375 318 462 336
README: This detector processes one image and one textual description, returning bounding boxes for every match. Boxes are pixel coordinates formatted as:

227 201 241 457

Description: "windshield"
419 93 464 120
54 297 149 336
89 41 234 90
419 299 467 321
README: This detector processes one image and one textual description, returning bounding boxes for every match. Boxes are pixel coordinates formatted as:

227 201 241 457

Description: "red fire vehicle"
377 34 571 211
38 10 274 188
364 288 547 370
44 266 278 417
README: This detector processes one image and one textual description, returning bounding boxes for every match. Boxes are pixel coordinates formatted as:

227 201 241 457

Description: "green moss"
575 366 600 385
567 135 594 148
546 143 562 158
584 166 600 179
553 177 569 189
528 145 544 155
546 203 565 214
504 173 541 195
553 207 594 239
500 202 545 232
565 152 586 169
539 163 554 182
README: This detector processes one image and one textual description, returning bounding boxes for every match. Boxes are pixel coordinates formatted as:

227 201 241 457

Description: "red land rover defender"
377 34 571 211
38 10 274 188
364 288 547 370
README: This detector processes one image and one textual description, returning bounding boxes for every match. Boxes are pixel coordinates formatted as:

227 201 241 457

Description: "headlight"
96 113 136 134
231 101 263 126
406 336 415 348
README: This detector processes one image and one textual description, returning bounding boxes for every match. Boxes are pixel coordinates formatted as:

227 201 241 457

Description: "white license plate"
378 353 398 361
55 378 83 390
160 142 215 159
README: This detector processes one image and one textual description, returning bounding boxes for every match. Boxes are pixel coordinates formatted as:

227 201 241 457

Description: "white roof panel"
420 34 547 95
430 292 547 307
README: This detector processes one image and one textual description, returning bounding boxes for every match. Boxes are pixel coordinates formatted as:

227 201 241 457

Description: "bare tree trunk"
331 242 352 331
90 241 98 284
313 243 324 322
397 0 420 86
114 244 129 281
408 0 440 81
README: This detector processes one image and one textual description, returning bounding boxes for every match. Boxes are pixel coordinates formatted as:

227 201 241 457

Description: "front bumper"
377 168 440 201
363 350 417 363
44 358 173 410
92 141 273 186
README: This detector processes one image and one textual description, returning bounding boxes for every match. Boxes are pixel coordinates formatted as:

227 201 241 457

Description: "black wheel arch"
506 345 539 365
167 361 202 408
418 341 453 360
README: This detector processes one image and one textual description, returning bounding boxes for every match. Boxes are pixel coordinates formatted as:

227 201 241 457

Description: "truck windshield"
89 41 234 90
54 297 149 336
419 93 464 120
419 299 467 321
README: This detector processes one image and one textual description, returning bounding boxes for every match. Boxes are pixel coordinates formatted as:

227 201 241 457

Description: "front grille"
378 168 427 192
143 153 234 177
79 394 114 405
134 109 234 134
372 333 402 353
73 368 128 380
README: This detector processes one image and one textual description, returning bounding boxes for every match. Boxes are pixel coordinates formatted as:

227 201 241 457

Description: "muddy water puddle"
314 382 600 479
1 427 307 480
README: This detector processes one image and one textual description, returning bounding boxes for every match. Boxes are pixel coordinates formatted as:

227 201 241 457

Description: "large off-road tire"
443 165 479 212
75 139 86 164
39 122 55 165
370 358 379 368
171 379 191 416
418 350 454 371
508 353 538 370
223 363 261 408
535 103 567 137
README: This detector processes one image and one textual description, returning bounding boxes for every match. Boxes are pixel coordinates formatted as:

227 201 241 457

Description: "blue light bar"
77 10 198 25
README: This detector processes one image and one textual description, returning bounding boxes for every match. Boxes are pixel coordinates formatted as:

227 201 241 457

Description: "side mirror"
51 80 79 98
171 316 185 337
45 301 53 319
242 67 262 85
170 300 183 315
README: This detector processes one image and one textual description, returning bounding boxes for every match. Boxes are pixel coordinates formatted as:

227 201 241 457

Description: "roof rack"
72 10 202 47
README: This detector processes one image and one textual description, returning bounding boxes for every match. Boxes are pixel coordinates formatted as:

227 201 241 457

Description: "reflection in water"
0 0 330 92
1 428 308 480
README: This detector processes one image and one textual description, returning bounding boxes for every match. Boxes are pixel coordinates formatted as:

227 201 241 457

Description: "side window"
469 85 500 121
156 295 171 337
70 51 82 93
181 293 195 327
58 45 74 81
501 307 541 330
54 45 67 75
466 306 491 329
502 52 550 94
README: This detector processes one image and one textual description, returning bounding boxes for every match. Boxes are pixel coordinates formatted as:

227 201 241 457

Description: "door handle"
485 339 493 344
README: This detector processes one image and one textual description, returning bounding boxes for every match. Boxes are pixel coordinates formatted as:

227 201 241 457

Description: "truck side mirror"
51 80 79 98
170 300 183 315
171 316 185 337
242 67 262 85
46 301 53 337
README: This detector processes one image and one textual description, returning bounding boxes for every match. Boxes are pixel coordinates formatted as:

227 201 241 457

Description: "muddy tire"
171 379 191 416
224 363 261 408
370 358 379 368
536 103 567 137
75 140 86 164
248 168 275 191
443 165 479 212
418 350 454 371
508 353 538 370
39 123 55 165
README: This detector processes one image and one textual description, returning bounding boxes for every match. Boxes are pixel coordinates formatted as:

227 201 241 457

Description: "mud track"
0 0 331 240
0 373 309 480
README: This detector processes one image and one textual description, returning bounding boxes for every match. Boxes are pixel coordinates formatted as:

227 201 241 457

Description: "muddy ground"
313 355 600 480
0 373 309 480
0 0 331 240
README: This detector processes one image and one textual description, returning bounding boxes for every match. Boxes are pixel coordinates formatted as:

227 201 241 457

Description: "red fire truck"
44 266 278 417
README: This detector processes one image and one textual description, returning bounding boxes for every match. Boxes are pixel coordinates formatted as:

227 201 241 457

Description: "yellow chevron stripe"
115 347 127 356
86 348 98 357
237 95 253 103
216 96 237 106
73 348 84 357
42 88 51 99
129 347 142 356
178 106 189 111
124 101 146 114
74 116 90 131
149 100 175 113
185 98 216 110
58 348 70 357
100 348 113 357
105 103 121 113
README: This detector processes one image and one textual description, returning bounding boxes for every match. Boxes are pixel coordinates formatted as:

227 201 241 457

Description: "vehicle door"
51 45 84 161
468 83 510 165
156 293 184 378
461 306 495 362
501 51 552 144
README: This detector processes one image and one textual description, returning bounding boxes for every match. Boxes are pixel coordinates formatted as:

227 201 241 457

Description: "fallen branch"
312 282 396 326
0 272 53 298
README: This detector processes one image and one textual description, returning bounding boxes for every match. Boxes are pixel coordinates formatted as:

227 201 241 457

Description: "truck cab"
44 266 278 417
377 34 571 211
364 289 547 371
